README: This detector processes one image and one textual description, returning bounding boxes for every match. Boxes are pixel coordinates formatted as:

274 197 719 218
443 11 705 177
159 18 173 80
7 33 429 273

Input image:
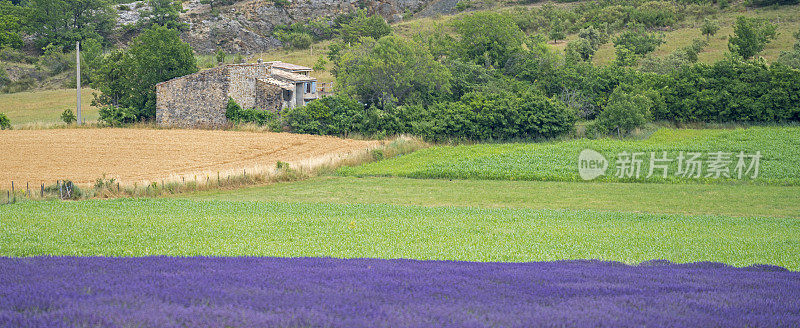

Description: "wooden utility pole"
76 41 82 125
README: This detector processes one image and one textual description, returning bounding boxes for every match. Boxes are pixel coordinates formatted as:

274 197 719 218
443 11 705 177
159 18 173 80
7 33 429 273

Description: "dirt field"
0 128 379 187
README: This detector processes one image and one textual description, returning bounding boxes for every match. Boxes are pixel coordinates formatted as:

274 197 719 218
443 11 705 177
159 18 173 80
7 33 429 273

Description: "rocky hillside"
164 0 441 54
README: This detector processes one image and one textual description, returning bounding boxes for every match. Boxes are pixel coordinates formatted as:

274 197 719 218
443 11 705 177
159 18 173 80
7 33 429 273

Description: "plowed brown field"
0 128 379 187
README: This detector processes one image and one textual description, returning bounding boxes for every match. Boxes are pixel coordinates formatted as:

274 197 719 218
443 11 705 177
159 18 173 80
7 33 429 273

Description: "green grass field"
2 199 799 269
339 127 800 185
188 176 800 218
0 88 98 125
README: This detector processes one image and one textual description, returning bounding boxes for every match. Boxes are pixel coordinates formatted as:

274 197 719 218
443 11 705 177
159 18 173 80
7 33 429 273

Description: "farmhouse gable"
155 61 320 128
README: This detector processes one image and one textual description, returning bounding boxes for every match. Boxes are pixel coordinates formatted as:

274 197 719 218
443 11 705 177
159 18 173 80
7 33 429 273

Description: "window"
305 83 311 94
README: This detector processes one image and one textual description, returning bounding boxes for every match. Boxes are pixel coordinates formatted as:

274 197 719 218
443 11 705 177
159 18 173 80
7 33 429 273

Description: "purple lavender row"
1 257 798 328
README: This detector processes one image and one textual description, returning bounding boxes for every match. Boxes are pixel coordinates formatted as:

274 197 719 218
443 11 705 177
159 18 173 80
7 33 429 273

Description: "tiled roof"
271 69 316 82
259 78 294 90
271 61 313 71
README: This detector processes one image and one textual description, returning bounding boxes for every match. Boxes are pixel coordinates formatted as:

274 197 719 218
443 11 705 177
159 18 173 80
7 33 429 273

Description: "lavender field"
1 257 798 328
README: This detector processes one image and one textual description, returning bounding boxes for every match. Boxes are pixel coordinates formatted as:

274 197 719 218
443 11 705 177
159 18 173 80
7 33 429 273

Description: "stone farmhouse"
156 61 324 128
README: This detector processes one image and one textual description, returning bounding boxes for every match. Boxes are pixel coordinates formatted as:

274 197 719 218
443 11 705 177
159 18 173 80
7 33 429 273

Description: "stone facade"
254 79 283 112
156 62 317 128
155 67 230 128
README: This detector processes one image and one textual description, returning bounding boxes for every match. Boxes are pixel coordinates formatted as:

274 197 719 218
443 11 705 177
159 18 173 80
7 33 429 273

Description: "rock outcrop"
178 0 434 54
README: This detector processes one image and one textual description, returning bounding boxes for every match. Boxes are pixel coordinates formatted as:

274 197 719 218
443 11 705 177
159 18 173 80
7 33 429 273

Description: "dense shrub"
657 58 800 122
61 108 76 124
99 106 137 126
631 1 679 28
288 32 313 49
0 112 10 129
283 95 381 136
613 24 665 56
282 91 575 142
776 29 800 69
0 47 34 64
339 11 391 44
565 38 595 62
412 92 576 141
224 97 279 128
37 43 74 75
596 85 653 136
746 0 799 7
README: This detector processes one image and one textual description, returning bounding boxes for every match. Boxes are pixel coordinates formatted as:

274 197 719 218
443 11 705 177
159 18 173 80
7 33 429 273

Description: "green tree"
613 23 664 56
26 0 116 50
215 48 226 64
141 0 185 30
597 85 653 136
123 25 197 119
701 18 719 42
0 1 25 49
313 55 327 71
728 16 777 59
90 49 127 107
339 10 391 44
565 38 594 62
548 19 566 44
452 11 526 68
92 25 197 121
578 26 607 50
334 36 451 108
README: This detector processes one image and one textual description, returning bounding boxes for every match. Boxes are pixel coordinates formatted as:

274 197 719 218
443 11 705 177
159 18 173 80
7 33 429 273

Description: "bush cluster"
225 98 280 129
656 58 800 122
282 92 576 142
0 112 10 129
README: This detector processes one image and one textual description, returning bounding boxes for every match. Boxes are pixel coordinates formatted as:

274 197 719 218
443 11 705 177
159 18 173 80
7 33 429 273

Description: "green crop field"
2 199 799 269
188 176 800 218
339 127 800 185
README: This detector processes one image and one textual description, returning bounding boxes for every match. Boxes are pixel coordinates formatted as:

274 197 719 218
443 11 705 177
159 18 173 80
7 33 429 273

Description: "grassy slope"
591 5 800 65
395 2 800 65
187 176 800 218
0 88 98 125
339 127 800 185
2 199 799 269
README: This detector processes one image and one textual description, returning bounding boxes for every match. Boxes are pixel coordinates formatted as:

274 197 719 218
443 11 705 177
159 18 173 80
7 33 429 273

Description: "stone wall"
254 79 283 112
156 67 230 128
227 64 271 109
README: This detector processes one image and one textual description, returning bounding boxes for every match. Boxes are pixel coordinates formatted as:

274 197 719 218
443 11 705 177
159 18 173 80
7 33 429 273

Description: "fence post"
11 181 15 203
58 180 62 200
41 183 44 198
26 182 29 198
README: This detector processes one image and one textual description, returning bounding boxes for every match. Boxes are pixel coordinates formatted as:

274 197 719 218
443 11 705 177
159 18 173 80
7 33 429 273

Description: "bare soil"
0 128 379 187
